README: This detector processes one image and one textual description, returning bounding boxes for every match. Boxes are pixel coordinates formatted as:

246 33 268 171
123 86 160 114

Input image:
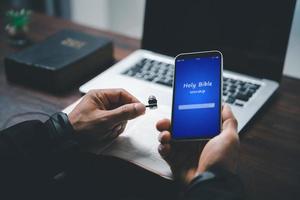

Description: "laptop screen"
142 0 296 82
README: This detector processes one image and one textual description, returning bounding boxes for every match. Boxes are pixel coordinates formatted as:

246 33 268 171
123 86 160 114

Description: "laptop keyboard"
122 58 261 107
122 58 174 87
223 77 260 107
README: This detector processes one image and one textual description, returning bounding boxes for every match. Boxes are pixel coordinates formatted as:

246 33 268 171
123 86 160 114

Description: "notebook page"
63 100 173 179
101 105 173 179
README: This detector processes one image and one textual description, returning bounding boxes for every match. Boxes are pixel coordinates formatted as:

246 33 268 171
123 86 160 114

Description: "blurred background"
0 0 299 79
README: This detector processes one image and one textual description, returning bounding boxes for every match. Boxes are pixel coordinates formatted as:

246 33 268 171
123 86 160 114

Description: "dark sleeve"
183 167 244 200
0 112 78 189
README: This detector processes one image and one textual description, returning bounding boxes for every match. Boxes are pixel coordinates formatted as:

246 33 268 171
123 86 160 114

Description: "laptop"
79 0 296 132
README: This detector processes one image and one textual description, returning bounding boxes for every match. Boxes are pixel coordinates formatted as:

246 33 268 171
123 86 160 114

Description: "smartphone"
171 51 223 141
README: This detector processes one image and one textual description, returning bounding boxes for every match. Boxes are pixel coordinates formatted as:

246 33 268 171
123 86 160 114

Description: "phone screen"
171 51 222 140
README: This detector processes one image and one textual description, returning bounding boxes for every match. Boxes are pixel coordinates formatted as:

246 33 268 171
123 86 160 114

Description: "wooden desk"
0 13 299 200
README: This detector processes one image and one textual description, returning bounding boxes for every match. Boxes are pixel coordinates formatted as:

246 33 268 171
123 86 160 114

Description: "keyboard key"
134 73 143 79
248 88 256 95
239 81 246 86
167 80 173 86
226 96 235 104
156 79 172 87
230 79 237 84
254 84 260 88
239 86 247 92
230 85 237 89
235 92 250 102
235 102 244 107
228 88 236 94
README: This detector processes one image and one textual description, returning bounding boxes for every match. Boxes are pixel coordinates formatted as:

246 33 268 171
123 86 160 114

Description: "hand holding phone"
156 104 239 184
171 51 223 140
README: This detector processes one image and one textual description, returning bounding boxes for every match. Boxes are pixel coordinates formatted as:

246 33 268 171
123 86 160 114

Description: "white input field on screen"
178 103 215 110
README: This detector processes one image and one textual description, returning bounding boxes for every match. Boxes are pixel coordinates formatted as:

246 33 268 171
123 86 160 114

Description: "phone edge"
170 50 223 142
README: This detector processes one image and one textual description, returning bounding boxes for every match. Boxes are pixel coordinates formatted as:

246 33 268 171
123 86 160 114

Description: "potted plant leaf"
5 9 32 46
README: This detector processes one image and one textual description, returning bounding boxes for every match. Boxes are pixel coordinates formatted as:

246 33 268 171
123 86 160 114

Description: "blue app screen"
172 54 221 139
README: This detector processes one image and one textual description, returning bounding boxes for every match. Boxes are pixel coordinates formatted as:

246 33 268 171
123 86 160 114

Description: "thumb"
106 103 146 123
222 118 238 134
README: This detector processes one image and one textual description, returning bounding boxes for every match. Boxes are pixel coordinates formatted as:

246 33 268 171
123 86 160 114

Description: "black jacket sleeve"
0 112 78 192
0 112 243 200
183 167 244 200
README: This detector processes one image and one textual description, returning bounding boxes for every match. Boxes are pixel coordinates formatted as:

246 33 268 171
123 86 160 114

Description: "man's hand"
156 104 239 184
68 89 145 141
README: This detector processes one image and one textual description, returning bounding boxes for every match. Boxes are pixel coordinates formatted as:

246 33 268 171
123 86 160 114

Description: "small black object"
146 95 157 109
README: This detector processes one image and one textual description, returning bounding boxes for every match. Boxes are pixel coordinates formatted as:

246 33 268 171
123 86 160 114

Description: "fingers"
222 104 238 130
158 131 172 144
222 118 238 132
87 88 140 108
102 88 140 105
222 104 235 122
156 119 172 159
219 105 239 145
111 121 127 138
158 144 171 158
157 130 172 160
156 119 171 132
106 102 146 124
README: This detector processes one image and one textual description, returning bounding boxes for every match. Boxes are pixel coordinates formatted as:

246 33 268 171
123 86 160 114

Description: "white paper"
63 102 173 179
101 105 172 179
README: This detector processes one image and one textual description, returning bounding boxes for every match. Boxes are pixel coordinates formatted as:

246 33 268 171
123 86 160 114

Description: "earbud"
145 95 157 109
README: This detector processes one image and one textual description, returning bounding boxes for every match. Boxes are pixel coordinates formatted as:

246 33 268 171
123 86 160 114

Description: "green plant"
6 9 31 31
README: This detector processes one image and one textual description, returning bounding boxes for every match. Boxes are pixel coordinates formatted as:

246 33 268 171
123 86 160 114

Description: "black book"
5 29 113 92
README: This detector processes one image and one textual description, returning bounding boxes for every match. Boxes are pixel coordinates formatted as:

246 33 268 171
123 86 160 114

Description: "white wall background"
284 0 300 79
70 0 300 79
70 0 145 39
